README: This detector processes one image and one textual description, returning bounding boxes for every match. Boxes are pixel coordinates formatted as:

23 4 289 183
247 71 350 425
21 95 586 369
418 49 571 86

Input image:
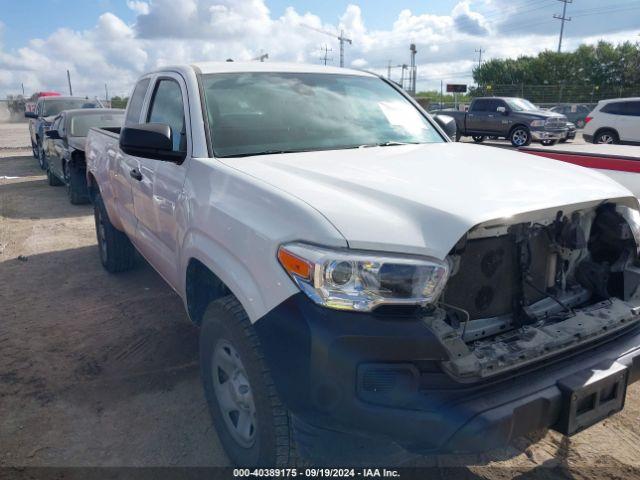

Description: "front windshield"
202 72 444 157
43 99 101 117
69 112 124 137
505 98 538 111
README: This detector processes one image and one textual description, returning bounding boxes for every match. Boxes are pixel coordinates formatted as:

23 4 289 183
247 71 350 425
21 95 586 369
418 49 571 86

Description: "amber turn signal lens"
278 247 312 280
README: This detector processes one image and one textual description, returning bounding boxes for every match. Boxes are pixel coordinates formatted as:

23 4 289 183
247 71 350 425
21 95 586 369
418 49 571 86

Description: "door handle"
130 168 143 181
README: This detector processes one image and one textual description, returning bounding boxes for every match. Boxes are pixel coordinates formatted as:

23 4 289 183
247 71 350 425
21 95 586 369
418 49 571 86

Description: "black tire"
47 167 64 186
200 296 298 467
472 135 485 143
65 161 90 204
559 138 568 143
454 131 461 142
31 141 38 159
540 139 558 146
594 129 619 145
37 141 48 170
93 192 136 273
509 126 531 147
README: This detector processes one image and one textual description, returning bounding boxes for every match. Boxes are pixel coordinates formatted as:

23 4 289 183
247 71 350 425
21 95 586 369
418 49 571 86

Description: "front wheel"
65 162 90 204
37 142 48 170
200 296 299 467
472 135 485 143
510 127 531 147
47 167 64 186
93 192 136 273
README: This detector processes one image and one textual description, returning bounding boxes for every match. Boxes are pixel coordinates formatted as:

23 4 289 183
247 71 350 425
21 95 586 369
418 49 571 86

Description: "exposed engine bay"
424 198 640 380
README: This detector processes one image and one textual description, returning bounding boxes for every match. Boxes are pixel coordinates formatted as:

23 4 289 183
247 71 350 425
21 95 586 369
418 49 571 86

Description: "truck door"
113 77 152 239
130 74 191 289
466 99 492 133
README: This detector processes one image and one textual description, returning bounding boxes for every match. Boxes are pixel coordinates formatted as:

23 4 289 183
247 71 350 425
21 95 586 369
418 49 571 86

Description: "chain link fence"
472 84 640 104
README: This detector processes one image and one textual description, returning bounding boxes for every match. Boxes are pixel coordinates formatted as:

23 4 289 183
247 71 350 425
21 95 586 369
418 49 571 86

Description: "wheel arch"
508 123 530 136
185 257 233 326
593 127 619 141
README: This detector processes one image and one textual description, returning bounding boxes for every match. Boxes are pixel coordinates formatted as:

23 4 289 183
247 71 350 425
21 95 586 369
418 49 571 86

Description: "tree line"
470 41 640 102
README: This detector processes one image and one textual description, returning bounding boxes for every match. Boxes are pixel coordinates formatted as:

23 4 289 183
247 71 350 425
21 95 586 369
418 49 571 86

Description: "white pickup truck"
86 62 640 466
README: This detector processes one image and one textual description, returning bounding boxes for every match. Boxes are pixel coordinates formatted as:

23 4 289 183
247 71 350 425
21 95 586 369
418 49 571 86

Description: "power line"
554 0 572 53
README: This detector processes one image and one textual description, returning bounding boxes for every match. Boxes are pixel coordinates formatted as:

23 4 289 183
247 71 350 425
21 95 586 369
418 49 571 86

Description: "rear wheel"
594 129 619 144
93 192 136 273
509 126 531 147
200 296 299 467
65 162 90 204
472 135 485 143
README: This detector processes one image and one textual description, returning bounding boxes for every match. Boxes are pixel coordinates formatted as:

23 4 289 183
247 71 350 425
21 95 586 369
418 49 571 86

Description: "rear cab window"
125 78 151 126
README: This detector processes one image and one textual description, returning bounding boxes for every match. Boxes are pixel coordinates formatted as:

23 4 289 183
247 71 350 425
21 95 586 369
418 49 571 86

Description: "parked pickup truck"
44 108 124 204
86 63 640 467
434 97 569 147
25 96 104 170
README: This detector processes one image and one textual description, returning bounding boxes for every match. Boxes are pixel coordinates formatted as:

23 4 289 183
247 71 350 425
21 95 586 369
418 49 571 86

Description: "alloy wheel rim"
513 129 527 146
598 134 613 144
212 339 257 448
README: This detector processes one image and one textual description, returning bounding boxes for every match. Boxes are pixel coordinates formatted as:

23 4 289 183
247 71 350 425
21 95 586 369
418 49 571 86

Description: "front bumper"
254 293 640 457
531 128 568 142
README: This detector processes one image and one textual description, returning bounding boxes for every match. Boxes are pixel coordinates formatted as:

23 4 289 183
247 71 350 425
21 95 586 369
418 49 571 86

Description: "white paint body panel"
86 63 636 322
220 142 633 260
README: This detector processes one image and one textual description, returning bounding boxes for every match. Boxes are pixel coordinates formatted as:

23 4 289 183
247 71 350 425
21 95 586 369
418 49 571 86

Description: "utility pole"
300 25 352 67
475 48 484 68
338 29 352 68
387 60 392 79
104 84 109 102
554 0 572 53
440 80 444 108
66 70 73 96
409 43 417 96
319 45 333 66
21 83 25 96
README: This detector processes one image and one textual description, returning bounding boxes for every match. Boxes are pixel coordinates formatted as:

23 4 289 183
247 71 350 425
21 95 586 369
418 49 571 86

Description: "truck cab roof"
147 62 375 77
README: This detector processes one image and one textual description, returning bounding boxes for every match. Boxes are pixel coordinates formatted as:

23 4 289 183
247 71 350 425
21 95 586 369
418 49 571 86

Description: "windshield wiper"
358 141 422 148
222 149 305 158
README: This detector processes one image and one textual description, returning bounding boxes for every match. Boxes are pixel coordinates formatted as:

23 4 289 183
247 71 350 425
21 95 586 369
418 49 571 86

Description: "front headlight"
277 243 449 312
530 119 546 127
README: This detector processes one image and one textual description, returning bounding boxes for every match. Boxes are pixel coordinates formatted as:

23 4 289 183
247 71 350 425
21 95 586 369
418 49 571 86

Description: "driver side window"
147 79 186 153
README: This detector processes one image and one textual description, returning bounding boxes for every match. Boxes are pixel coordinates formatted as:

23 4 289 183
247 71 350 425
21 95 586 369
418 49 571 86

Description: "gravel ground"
1 123 639 478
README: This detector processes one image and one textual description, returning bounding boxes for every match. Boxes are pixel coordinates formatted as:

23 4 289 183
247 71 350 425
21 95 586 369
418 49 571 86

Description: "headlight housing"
277 243 449 312
617 203 640 256
530 119 546 127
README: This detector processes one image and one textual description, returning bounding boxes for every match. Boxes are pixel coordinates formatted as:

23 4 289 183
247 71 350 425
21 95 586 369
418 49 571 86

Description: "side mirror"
433 114 457 141
496 106 507 114
45 130 61 140
25 111 37 119
120 123 183 162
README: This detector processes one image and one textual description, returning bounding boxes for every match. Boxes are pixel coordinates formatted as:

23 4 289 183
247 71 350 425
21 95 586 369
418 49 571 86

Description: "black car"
25 96 104 170
44 109 124 204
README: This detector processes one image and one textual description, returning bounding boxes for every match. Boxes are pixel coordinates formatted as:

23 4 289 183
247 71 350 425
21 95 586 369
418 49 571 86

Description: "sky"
0 0 638 98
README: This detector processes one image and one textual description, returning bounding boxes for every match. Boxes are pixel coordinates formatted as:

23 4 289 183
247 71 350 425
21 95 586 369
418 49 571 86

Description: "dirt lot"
1 122 639 478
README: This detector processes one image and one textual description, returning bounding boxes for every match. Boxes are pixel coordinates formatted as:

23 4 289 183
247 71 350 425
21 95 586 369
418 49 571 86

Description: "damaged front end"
427 198 640 380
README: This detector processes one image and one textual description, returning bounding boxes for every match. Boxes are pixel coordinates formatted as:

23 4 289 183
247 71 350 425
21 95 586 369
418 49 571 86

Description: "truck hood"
219 142 633 259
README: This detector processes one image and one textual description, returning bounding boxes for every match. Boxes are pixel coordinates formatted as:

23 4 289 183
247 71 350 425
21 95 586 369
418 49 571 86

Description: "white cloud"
126 1 150 15
0 0 637 97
